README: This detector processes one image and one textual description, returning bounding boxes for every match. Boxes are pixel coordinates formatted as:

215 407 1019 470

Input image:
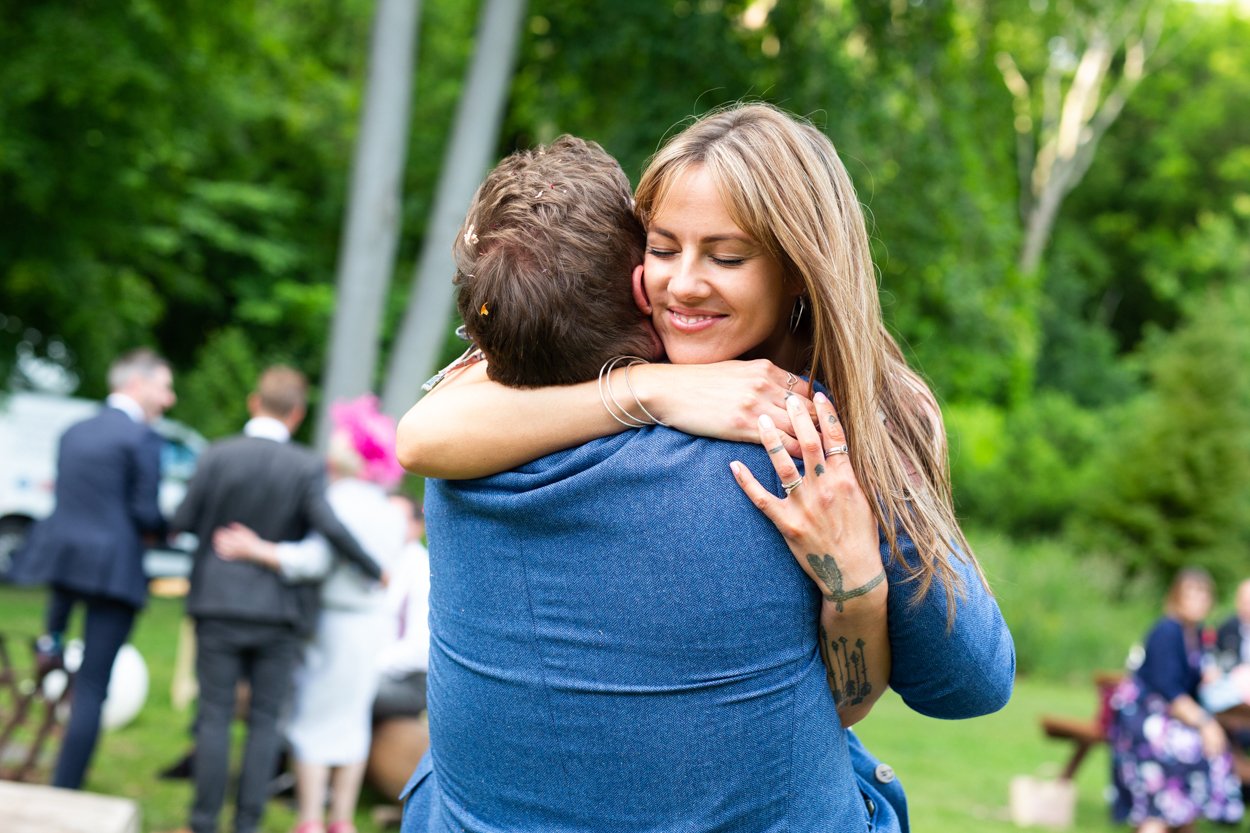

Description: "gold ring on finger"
824 444 849 457
785 372 797 392
782 476 804 496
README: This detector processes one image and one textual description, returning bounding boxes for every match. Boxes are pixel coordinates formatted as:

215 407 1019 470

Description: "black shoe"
268 768 296 799
158 749 195 780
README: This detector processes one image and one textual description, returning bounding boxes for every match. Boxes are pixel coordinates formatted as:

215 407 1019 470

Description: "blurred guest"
173 368 385 833
1108 567 1244 832
373 494 429 723
15 348 174 789
366 494 431 800
1215 579 1250 670
1199 579 1250 752
215 395 405 833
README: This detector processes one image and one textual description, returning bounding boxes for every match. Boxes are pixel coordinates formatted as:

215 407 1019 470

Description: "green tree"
1074 281 1250 587
1038 1 1250 402
0 0 375 405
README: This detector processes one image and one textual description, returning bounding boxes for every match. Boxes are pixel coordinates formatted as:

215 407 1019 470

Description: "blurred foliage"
2 0 1249 589
948 391 1116 536
173 327 263 439
1072 282 1250 590
1041 3 1250 401
0 0 373 405
973 529 1160 681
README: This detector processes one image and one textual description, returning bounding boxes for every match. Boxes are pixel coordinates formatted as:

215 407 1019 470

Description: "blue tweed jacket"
404 426 1013 832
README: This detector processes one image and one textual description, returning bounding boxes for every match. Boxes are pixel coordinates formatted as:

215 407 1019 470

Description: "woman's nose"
667 253 708 300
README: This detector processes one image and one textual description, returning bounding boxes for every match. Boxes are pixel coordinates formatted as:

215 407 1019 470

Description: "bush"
947 392 1115 537
171 327 261 440
1071 282 1250 590
971 529 1160 682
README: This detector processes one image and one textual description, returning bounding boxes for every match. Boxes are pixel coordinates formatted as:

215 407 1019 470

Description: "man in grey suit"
173 365 385 833
17 347 175 789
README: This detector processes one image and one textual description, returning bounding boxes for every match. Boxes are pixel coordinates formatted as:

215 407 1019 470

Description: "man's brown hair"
255 365 308 418
453 135 655 387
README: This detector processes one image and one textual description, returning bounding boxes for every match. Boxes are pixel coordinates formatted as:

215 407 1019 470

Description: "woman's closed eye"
646 245 747 267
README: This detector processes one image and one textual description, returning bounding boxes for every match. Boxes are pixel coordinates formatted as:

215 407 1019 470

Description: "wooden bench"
0 632 70 782
1039 670 1124 780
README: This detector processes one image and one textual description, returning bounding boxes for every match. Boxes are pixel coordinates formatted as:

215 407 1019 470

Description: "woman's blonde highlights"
637 103 985 612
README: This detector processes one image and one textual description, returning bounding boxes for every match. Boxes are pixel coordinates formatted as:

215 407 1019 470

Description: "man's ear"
285 405 306 434
631 264 652 314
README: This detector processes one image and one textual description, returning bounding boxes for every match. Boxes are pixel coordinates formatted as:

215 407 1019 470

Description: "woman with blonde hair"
404 101 991 654
398 104 1012 830
630 102 975 610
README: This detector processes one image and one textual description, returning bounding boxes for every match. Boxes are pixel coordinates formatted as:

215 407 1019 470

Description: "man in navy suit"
18 347 175 789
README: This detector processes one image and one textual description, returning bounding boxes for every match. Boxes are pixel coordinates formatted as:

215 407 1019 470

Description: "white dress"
279 478 405 765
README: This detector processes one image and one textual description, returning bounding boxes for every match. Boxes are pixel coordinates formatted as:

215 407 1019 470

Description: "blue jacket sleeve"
885 531 1015 718
1137 618 1196 701
128 428 168 536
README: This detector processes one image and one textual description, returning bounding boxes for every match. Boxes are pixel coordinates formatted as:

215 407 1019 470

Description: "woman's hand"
729 391 882 597
213 522 279 570
1201 718 1229 758
729 391 890 725
630 360 814 456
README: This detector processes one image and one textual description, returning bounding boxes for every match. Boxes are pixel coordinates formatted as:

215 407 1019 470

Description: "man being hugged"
399 133 1012 833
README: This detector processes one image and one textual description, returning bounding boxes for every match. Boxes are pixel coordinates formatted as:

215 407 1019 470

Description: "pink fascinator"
329 395 404 489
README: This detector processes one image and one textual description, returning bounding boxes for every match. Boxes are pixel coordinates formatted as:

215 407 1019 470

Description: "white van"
0 391 206 578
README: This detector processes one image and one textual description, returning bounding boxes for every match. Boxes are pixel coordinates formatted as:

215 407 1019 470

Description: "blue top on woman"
402 428 1014 832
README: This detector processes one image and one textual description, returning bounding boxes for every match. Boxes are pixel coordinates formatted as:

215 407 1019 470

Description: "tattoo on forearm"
806 554 886 612
819 624 873 707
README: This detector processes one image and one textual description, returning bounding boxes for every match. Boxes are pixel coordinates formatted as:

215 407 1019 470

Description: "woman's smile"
667 308 726 331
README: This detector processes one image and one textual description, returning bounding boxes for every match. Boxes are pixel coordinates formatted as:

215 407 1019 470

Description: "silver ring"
782 476 804 496
824 444 849 457
785 372 797 392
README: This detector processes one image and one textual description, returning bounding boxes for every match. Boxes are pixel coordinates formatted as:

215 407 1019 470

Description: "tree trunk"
1000 2 1163 276
1018 166 1070 275
380 0 528 420
316 0 420 448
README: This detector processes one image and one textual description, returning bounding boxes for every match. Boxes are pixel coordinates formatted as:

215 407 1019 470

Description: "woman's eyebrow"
648 226 755 245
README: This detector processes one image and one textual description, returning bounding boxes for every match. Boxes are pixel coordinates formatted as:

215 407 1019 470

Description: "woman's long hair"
635 103 985 608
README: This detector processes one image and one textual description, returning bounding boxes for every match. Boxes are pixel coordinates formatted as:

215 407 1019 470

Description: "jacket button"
874 763 895 784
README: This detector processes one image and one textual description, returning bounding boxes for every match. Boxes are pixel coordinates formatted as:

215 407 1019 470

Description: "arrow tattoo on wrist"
806 553 885 612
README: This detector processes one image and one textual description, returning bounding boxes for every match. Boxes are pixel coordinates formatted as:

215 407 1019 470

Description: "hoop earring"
789 296 808 333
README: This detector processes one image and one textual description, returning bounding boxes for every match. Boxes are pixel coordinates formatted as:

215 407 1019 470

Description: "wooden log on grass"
0 780 139 833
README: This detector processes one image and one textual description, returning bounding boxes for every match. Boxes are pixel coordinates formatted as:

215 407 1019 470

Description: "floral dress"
1108 616 1244 826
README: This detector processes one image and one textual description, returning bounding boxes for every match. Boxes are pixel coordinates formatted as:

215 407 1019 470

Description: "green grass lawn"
0 584 392 833
858 686 1111 830
0 582 1239 832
